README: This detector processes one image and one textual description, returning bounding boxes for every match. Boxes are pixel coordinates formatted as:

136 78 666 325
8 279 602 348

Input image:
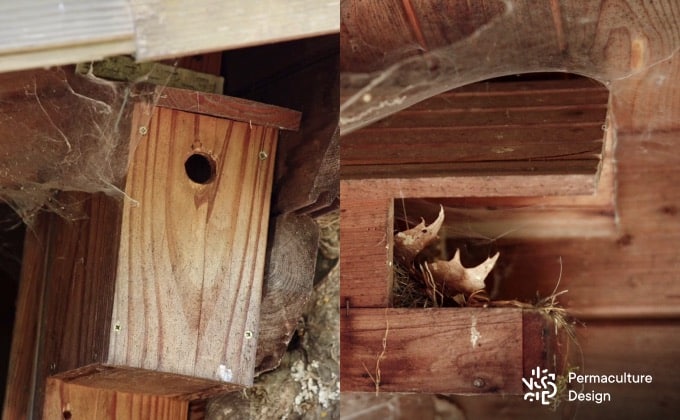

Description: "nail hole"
63 410 72 419
184 153 216 184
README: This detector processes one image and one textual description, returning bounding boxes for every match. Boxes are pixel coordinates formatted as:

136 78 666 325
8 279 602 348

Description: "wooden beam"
0 1 340 73
341 78 607 187
340 190 393 309
343 321 680 419
43 365 241 420
128 0 340 61
341 308 559 393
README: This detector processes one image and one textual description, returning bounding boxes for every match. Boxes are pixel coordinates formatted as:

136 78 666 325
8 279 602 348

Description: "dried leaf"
428 250 500 295
394 205 444 265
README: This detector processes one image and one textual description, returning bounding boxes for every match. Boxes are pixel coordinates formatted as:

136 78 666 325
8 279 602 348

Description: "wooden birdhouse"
1 68 300 418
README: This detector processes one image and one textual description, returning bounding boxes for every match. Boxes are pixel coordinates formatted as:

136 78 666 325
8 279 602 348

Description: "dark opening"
184 153 216 184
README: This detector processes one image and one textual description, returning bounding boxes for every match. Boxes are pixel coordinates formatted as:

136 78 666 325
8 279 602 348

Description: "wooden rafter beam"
0 0 340 73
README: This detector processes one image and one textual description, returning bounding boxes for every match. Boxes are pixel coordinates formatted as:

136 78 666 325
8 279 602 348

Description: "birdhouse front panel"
107 104 278 386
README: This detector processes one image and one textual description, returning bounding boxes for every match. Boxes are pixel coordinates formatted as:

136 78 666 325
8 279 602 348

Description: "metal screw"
49 362 57 372
138 126 148 135
244 331 253 339
114 322 121 332
258 151 268 161
473 378 485 388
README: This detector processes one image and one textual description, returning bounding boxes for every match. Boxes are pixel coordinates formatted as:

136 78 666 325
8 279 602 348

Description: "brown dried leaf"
394 205 444 265
428 250 500 295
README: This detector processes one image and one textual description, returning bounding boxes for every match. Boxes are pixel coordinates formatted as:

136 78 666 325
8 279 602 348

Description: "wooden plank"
0 1 135 73
2 216 49 420
107 106 278 386
255 213 318 374
341 308 559 393
340 190 392 308
129 0 340 61
44 379 189 420
344 314 680 420
341 78 607 181
152 86 301 131
342 126 603 165
0 193 125 420
341 175 596 201
42 363 237 420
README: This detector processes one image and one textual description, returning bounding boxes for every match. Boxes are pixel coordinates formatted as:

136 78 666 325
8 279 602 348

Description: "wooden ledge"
340 308 561 394
151 85 302 131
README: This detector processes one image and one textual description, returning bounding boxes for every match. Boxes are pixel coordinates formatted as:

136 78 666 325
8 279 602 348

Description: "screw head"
258 151 268 161
244 330 253 339
138 126 148 135
473 378 485 388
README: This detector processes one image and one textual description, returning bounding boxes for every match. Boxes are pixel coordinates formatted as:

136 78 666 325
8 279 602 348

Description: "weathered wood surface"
43 365 241 420
108 106 278 385
0 0 339 73
2 193 123 420
153 86 301 131
342 78 608 181
340 193 393 309
340 0 680 318
44 379 189 420
342 321 680 419
221 34 340 215
255 213 319 374
341 308 556 393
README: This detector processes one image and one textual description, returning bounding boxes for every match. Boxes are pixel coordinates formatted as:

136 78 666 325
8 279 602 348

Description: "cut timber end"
108 106 279 385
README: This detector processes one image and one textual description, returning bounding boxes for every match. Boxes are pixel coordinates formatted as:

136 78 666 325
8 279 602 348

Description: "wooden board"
43 364 241 420
107 106 278 385
341 308 557 393
129 0 339 61
341 321 680 419
255 213 319 374
340 193 393 308
0 1 339 73
341 78 608 181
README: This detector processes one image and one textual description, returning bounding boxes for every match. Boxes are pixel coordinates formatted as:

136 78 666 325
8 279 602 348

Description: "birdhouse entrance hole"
184 152 216 184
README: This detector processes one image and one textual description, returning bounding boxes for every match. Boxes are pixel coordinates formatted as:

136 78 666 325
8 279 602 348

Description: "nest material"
393 206 499 308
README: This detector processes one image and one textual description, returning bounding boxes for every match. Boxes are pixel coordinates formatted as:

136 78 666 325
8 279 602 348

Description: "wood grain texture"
2 216 49 420
344 317 680 420
152 86 301 131
341 308 550 393
341 78 607 181
108 106 279 386
220 34 339 215
340 191 393 309
44 378 189 420
1 193 124 420
129 0 339 61
255 213 319 374
0 1 135 73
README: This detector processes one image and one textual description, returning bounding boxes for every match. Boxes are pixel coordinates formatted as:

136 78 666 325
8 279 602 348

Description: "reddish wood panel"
341 308 556 394
153 86 301 131
342 78 608 181
340 189 393 308
343 319 680 420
